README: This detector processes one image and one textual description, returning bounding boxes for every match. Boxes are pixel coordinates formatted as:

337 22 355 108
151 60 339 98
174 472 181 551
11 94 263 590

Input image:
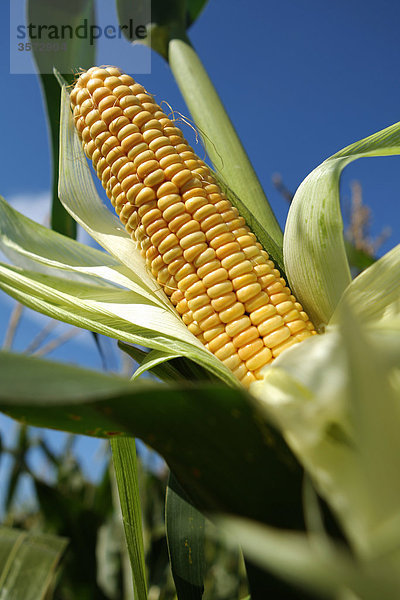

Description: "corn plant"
1 0 399 598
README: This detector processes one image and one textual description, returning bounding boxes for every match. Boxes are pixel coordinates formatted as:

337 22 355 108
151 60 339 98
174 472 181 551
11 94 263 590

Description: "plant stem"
168 37 283 248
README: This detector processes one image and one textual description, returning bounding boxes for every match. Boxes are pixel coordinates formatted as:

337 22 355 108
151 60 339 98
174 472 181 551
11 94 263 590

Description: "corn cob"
70 66 316 386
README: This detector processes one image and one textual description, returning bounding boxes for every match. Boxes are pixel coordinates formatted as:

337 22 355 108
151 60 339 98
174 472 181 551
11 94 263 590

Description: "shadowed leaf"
0 351 303 528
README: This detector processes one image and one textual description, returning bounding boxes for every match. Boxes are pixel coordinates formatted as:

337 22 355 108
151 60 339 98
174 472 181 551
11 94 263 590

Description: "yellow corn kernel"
71 66 316 386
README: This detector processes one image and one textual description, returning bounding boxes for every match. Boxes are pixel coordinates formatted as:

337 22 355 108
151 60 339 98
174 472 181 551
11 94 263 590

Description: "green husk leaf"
118 342 189 382
252 308 400 557
0 262 235 386
331 243 400 326
338 308 400 557
284 121 400 328
118 342 215 383
0 195 157 299
131 349 182 381
0 351 304 526
0 193 234 384
28 0 96 238
0 525 67 600
111 438 147 600
217 517 400 600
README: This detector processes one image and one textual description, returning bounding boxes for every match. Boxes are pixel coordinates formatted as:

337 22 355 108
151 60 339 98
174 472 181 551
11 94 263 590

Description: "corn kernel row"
70 66 316 385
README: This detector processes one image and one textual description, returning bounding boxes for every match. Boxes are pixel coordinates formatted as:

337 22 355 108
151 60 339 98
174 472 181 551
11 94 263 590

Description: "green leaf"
331 243 400 326
166 474 205 599
252 309 400 557
344 240 376 274
116 0 208 59
41 75 78 239
119 342 216 384
0 261 235 386
0 525 67 600
338 308 400 557
0 195 151 296
186 0 209 27
131 349 182 381
116 0 182 59
111 438 148 600
284 121 400 328
217 517 400 600
118 342 189 382
0 351 304 527
122 343 216 382
28 0 96 238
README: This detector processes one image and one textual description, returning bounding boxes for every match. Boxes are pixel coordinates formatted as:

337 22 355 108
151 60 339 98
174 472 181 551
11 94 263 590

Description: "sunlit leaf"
0 196 151 295
131 349 183 381
0 261 234 385
252 308 400 556
331 243 400 326
118 342 189 382
118 342 214 383
217 517 400 600
284 121 400 328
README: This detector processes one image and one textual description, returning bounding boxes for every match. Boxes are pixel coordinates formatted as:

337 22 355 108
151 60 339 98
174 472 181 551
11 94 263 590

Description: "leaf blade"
111 438 148 600
0 261 235 386
0 351 304 527
284 121 400 327
0 526 67 600
166 473 205 599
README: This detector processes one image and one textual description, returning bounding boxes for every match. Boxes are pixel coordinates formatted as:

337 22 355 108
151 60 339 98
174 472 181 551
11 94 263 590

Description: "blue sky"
0 0 399 498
